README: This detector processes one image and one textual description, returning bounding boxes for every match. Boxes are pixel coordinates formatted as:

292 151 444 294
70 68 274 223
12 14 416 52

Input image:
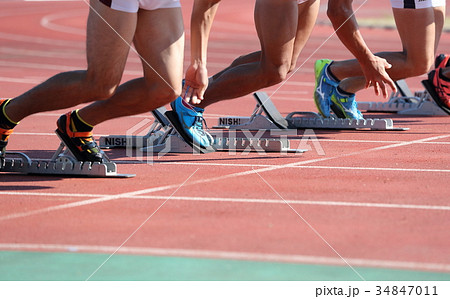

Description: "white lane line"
0 47 141 63
144 162 450 173
0 77 43 84
0 181 191 221
0 243 449 273
1 192 449 211
0 60 143 76
24 0 80 2
0 32 83 48
38 8 85 40
0 47 85 59
40 9 86 35
1 134 449 221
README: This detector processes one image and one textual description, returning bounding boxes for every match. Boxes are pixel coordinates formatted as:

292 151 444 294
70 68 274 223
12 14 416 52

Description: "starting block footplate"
358 79 447 116
286 112 408 131
0 150 134 178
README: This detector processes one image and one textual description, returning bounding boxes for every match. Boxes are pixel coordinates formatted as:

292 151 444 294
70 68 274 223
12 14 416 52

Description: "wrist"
191 58 207 67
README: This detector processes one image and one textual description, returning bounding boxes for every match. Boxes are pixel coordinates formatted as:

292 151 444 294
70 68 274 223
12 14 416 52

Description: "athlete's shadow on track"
0 174 61 190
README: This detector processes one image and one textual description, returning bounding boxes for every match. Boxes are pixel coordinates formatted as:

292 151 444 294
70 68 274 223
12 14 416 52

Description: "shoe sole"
330 101 346 119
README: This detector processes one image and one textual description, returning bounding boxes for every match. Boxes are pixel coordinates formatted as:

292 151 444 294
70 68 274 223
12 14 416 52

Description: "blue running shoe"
170 96 214 149
330 88 364 120
314 59 339 118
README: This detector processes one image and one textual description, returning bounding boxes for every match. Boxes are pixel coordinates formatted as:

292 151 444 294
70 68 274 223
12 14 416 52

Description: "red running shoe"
428 69 450 115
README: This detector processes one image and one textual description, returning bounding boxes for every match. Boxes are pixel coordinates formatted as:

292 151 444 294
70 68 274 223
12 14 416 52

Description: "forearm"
190 0 220 66
327 1 375 66
327 0 397 96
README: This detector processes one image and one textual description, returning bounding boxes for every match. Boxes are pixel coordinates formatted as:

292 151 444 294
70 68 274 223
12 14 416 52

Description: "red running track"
0 0 449 278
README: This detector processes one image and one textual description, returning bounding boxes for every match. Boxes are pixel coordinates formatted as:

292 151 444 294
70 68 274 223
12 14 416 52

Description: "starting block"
100 107 207 154
358 80 447 116
0 136 135 178
100 107 305 154
141 110 216 154
100 107 170 149
215 92 408 131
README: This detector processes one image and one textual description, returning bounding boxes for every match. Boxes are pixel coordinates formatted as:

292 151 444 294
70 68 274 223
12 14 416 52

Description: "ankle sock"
326 63 340 82
70 110 93 132
336 86 355 97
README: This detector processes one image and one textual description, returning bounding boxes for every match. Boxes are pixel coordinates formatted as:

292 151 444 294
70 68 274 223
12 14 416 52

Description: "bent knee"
261 64 290 86
85 72 121 100
147 86 179 109
410 60 433 77
404 54 434 77
80 81 118 102
91 84 119 100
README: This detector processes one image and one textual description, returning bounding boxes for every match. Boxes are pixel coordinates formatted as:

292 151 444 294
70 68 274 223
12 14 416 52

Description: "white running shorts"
99 0 181 13
391 0 446 9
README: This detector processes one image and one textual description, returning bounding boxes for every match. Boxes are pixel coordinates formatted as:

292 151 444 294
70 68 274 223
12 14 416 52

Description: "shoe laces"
79 136 101 153
193 115 209 130
192 115 211 140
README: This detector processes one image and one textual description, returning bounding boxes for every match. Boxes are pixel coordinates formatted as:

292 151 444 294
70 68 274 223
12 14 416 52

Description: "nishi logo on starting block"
103 137 128 147
218 116 251 127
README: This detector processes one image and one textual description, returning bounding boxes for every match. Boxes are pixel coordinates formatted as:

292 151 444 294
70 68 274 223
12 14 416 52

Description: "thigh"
133 7 184 92
86 0 138 83
393 7 437 65
254 0 298 67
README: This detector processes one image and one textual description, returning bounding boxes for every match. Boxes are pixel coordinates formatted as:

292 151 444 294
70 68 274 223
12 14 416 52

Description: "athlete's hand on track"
182 63 208 105
361 55 397 98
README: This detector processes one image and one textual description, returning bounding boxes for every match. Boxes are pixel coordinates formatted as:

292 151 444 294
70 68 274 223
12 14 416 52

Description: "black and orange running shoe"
428 69 450 115
0 99 15 158
56 112 104 162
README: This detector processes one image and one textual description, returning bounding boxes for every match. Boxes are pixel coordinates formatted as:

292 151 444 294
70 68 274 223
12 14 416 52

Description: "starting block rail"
212 135 305 153
100 107 169 149
286 112 403 131
358 80 447 116
0 138 135 178
215 92 408 131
